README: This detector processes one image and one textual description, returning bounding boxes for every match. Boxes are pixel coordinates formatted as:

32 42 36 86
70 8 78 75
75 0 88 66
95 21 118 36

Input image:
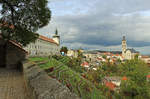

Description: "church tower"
53 29 60 45
122 36 127 57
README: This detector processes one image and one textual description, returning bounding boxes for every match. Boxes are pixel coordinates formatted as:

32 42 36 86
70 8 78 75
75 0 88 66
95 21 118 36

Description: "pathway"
0 68 28 99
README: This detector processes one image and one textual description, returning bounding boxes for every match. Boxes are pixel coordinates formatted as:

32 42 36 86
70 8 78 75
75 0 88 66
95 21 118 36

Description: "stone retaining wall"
23 60 80 99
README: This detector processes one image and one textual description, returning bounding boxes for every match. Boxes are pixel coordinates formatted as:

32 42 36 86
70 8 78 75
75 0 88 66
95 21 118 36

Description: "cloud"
38 0 150 54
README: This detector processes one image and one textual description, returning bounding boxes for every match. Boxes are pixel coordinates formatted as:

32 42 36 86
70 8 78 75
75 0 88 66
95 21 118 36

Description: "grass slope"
29 57 106 99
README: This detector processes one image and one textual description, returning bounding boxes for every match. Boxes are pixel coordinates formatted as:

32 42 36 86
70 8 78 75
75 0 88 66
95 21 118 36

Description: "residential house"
139 55 150 64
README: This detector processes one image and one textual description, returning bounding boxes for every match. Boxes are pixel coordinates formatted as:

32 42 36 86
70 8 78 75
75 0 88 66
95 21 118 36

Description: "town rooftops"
39 35 58 45
105 82 116 91
141 55 150 58
102 76 121 84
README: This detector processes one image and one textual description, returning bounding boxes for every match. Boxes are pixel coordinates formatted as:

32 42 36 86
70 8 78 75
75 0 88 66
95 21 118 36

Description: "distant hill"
85 50 122 54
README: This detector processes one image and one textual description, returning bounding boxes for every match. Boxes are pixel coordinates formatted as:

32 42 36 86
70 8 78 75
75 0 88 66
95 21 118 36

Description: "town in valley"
0 0 150 99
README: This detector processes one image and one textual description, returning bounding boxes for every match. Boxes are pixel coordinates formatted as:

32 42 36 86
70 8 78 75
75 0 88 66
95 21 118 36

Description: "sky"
38 0 150 55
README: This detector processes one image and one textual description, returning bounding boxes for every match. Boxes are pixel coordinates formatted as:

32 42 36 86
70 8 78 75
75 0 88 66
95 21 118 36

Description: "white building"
24 32 60 57
67 49 78 58
139 55 150 64
122 36 139 60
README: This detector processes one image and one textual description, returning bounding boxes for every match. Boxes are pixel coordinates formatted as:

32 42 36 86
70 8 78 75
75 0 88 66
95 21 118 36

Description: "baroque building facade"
24 32 60 57
122 36 139 60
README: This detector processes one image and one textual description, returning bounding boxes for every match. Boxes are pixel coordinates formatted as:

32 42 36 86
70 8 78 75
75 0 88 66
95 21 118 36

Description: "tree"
102 55 106 59
77 49 83 64
60 46 68 54
0 0 51 46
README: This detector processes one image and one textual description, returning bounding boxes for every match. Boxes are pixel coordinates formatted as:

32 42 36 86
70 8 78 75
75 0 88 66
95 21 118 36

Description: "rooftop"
126 48 139 53
39 35 58 45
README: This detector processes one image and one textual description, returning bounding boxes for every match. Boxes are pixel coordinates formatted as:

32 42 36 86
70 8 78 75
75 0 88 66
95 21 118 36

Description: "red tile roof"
116 54 120 56
81 62 89 67
122 76 127 81
105 82 116 90
0 35 28 54
141 56 150 58
97 57 102 60
147 75 150 78
39 35 58 45
9 40 28 54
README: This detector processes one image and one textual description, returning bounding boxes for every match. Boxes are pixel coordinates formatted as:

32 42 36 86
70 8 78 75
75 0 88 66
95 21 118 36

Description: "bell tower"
122 36 127 57
53 29 60 45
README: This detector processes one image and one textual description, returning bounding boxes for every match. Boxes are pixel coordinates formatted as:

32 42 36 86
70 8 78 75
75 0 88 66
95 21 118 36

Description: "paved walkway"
0 68 28 99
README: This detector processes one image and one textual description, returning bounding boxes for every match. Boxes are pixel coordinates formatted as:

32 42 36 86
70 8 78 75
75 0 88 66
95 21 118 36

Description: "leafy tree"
134 54 139 60
102 55 107 59
60 46 68 54
0 0 51 46
76 49 83 64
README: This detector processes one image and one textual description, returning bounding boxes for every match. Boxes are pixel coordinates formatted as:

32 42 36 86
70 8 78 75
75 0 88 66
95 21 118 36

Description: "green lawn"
28 57 49 62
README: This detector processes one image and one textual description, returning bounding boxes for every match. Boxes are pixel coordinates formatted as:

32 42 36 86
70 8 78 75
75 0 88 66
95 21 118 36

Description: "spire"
123 36 126 41
55 28 58 35
53 28 60 45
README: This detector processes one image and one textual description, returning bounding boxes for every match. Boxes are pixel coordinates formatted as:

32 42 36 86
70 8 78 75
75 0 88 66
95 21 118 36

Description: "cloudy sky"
38 0 150 55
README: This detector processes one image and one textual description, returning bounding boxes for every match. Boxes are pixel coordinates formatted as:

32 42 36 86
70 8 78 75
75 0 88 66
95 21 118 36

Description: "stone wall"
23 60 80 99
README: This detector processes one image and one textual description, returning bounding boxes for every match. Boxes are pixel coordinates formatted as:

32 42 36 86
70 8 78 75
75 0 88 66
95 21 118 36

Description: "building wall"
125 50 132 60
124 50 137 60
0 39 26 69
6 43 26 69
67 50 74 57
24 38 60 57
140 58 150 63
0 40 5 67
67 50 78 58
53 36 60 45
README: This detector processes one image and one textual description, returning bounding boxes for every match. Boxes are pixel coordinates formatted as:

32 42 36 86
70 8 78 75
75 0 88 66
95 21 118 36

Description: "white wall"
24 38 60 57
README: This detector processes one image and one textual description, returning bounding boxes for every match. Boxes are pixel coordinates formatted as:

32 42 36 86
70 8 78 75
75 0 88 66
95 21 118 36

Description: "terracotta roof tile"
39 35 58 45
105 82 116 90
122 76 127 81
147 75 150 78
9 40 28 54
81 62 89 67
141 56 150 58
